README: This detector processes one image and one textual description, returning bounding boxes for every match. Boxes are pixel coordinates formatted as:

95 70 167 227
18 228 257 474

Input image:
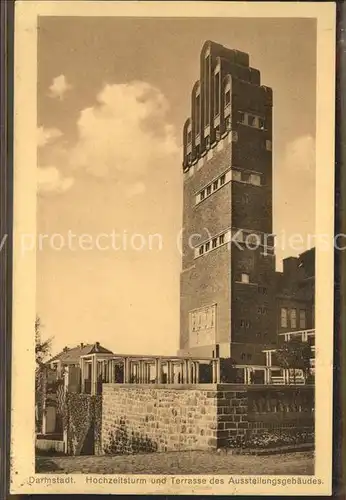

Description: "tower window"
214 72 220 115
205 241 210 252
225 90 231 105
238 112 246 124
213 180 219 191
220 174 226 186
205 136 210 149
241 273 250 284
200 190 205 201
215 126 221 141
232 170 241 182
196 94 201 134
206 185 212 196
225 116 231 130
250 174 261 186
187 131 192 144
248 115 256 127
212 238 218 248
199 245 204 256
219 234 225 245
242 193 249 204
280 308 288 328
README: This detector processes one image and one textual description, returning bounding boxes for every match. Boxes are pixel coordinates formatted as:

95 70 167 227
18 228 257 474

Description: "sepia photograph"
10 1 335 495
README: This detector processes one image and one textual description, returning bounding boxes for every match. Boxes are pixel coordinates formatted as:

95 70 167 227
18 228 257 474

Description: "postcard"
10 1 335 495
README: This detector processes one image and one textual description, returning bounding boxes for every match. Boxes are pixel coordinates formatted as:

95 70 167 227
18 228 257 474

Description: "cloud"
37 126 63 147
48 75 72 100
37 166 74 195
125 182 146 198
283 134 315 174
70 81 179 180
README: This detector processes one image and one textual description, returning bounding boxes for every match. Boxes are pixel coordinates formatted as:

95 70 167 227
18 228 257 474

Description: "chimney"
80 342 84 349
63 346 68 352
95 341 100 352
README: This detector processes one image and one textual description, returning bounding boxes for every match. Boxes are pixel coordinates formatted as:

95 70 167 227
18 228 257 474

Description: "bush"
228 429 314 449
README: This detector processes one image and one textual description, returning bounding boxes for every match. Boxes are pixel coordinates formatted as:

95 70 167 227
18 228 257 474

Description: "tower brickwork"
179 41 277 364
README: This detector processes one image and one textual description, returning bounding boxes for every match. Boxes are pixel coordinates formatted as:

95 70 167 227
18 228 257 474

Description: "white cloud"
48 75 72 100
37 166 74 195
283 134 315 173
125 182 146 198
37 126 63 147
70 81 179 180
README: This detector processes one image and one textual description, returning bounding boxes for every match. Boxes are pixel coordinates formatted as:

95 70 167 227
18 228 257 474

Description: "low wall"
101 384 314 453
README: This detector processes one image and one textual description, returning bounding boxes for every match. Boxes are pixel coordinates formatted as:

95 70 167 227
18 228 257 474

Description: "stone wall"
65 384 314 455
101 385 219 453
100 384 314 454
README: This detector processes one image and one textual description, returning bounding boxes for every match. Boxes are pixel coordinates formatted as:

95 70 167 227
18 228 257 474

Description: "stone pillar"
216 359 221 384
155 358 162 384
80 358 85 393
195 361 200 383
185 360 190 384
91 355 97 395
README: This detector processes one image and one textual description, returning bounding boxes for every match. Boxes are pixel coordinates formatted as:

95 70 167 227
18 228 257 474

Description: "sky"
36 17 316 356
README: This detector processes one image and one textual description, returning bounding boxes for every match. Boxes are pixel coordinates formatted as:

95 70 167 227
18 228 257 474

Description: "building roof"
47 342 113 365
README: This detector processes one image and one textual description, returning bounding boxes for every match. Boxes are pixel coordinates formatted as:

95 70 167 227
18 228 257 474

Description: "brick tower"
179 40 277 364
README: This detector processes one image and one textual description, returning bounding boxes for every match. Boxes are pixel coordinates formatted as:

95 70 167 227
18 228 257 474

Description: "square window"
248 115 256 127
219 234 225 245
199 246 204 256
241 273 250 284
250 174 261 186
213 180 219 191
206 185 212 196
212 238 218 248
220 174 226 185
205 241 210 252
238 112 246 124
232 170 241 181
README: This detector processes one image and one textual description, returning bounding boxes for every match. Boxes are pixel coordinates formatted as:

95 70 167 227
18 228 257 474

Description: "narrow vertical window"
290 309 297 328
213 180 219 191
215 72 220 115
281 308 288 328
220 174 226 185
299 310 306 329
212 238 218 248
196 94 200 134
205 55 210 125
219 234 225 245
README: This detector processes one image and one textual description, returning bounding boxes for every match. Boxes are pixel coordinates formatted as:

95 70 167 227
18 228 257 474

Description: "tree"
35 316 53 366
275 338 313 384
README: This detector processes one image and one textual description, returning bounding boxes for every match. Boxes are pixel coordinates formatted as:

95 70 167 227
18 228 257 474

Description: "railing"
76 353 314 395
278 329 315 343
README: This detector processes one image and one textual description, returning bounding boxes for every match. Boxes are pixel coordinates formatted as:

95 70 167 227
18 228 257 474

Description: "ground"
36 450 314 475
